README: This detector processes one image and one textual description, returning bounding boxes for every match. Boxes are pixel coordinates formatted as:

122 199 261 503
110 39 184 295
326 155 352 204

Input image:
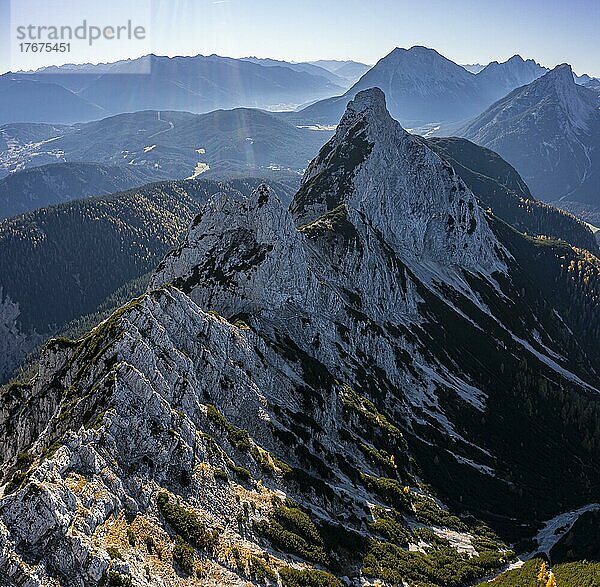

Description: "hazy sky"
1 0 599 76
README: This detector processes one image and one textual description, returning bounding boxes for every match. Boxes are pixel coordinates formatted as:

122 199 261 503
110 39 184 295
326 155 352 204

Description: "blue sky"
1 0 599 76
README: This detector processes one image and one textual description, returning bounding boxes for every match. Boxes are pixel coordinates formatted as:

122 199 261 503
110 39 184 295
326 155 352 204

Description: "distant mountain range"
459 64 600 205
474 55 548 100
0 76 106 124
0 54 347 124
3 47 595 132
577 73 600 91
0 108 333 185
307 59 372 84
295 47 549 126
239 58 373 88
240 57 350 87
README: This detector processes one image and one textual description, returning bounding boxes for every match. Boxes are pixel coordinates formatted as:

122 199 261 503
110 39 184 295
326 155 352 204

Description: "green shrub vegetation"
484 559 545 586
360 473 410 511
5 451 36 494
106 546 123 560
363 539 508 587
206 404 252 452
368 506 411 546
43 439 64 459
205 406 291 478
485 559 600 587
251 446 293 476
471 533 505 553
107 571 133 587
248 555 278 583
206 403 228 427
214 468 229 481
172 535 196 575
341 385 404 441
411 494 467 531
157 492 217 550
15 452 35 469
231 465 252 481
279 567 343 587
89 410 106 430
230 546 245 573
553 560 600 586
411 527 451 549
256 502 328 565
357 441 396 474
251 484 509 587
126 527 136 546
5 470 28 494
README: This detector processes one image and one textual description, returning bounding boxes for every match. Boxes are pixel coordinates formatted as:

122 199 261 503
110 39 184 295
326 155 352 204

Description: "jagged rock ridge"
0 89 598 587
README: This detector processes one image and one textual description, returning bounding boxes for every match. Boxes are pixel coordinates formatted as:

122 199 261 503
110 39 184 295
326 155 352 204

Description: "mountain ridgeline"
459 64 600 205
0 178 295 383
296 47 548 126
0 54 348 124
0 108 332 192
1 127 594 391
0 162 158 220
0 89 598 587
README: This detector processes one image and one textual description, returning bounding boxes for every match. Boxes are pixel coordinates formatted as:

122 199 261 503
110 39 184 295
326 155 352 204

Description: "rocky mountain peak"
292 88 505 273
149 89 505 359
461 62 600 202
477 54 547 90
332 87 390 140
541 63 577 91
342 86 388 118
533 63 580 92
382 46 472 79
535 64 596 130
483 55 524 69
503 54 542 69
150 183 311 319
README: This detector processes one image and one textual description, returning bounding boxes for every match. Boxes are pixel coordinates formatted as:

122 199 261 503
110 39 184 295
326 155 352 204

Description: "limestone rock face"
152 184 314 319
293 88 504 274
0 89 598 587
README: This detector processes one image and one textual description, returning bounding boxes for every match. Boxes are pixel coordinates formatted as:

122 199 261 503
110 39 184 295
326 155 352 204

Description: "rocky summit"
460 64 600 204
0 89 598 587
